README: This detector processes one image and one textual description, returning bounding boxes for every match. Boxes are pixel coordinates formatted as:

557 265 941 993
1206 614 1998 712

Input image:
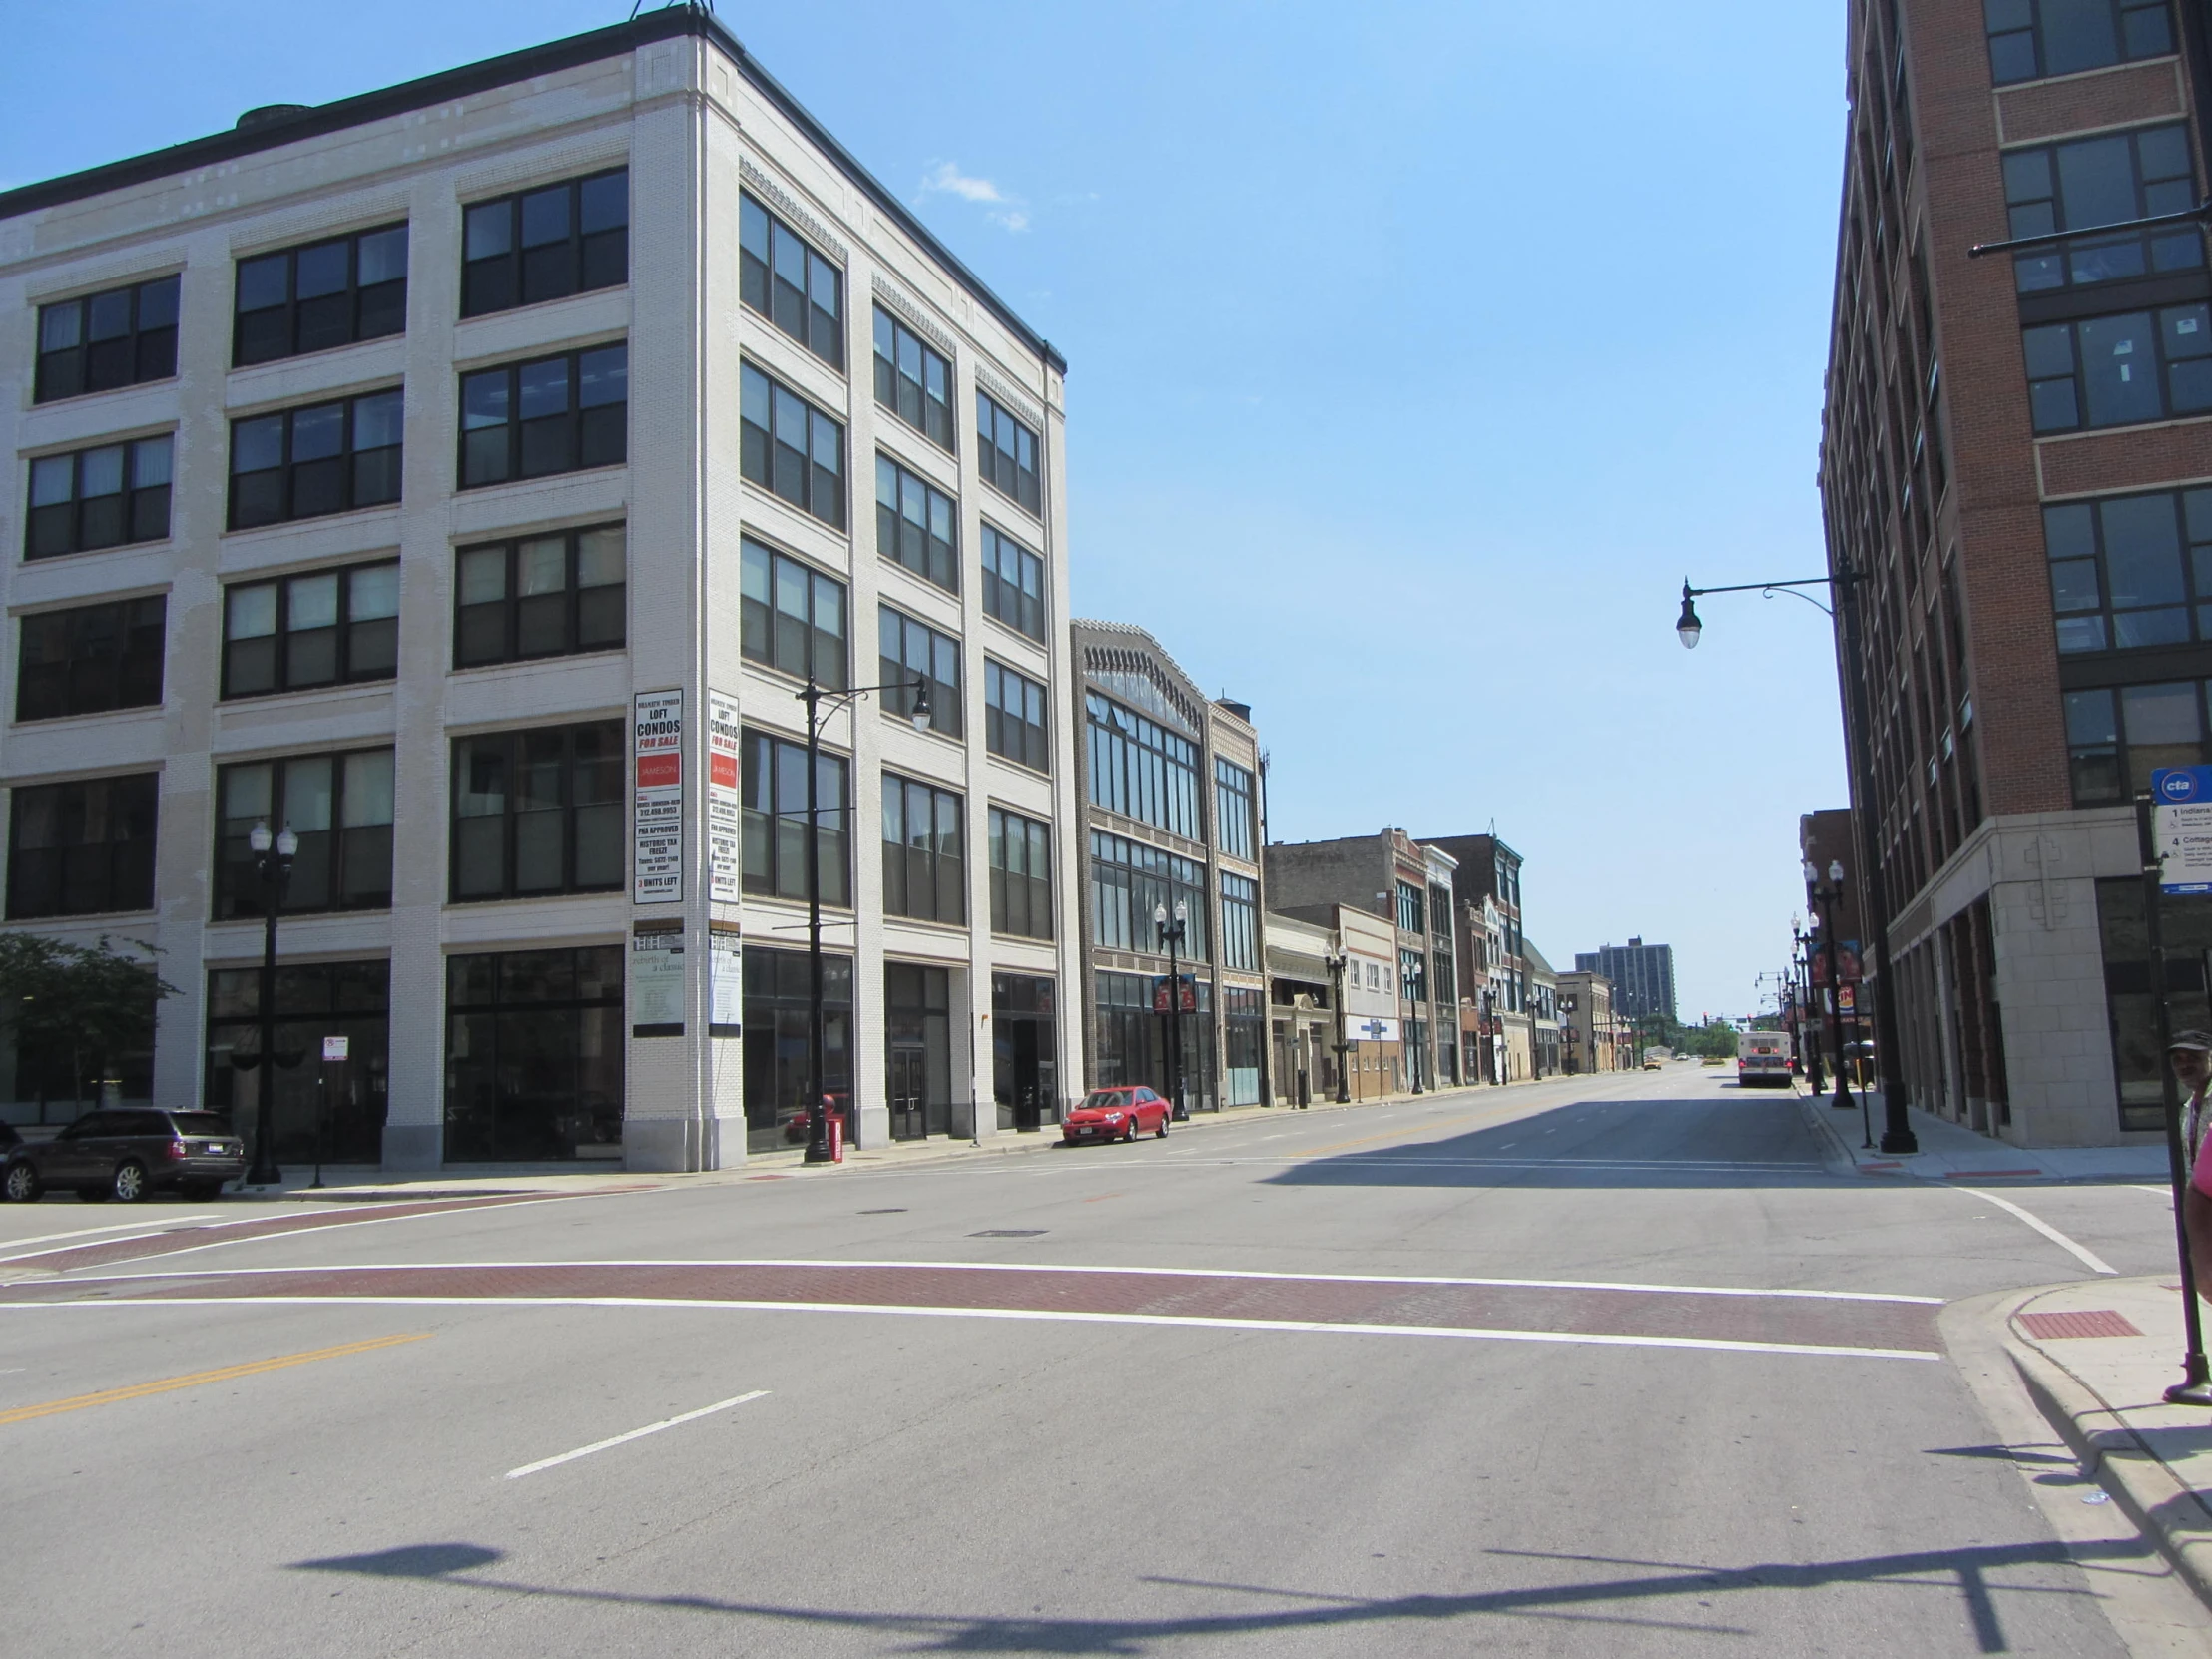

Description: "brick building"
1423 833 1526 1081
1819 0 2212 1146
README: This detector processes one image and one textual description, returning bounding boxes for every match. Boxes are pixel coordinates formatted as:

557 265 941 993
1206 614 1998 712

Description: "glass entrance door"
887 1047 927 1141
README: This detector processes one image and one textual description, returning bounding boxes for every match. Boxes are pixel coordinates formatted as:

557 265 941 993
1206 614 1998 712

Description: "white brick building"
0 12 1081 1170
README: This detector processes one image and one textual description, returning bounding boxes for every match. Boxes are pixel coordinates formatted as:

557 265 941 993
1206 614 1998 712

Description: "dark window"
739 537 845 686
1396 880 1425 935
980 524 1045 641
454 525 624 668
975 388 1041 513
234 224 408 365
449 723 624 900
881 772 965 923
743 944 852 1151
461 169 628 317
741 363 845 528
6 773 157 918
35 276 179 403
874 454 959 591
26 436 172 558
1985 0 2173 86
878 607 963 738
214 749 395 916
2023 304 2212 432
222 562 399 697
988 807 1052 939
445 946 624 1161
1221 873 1260 971
2095 875 2212 1133
1085 692 1202 840
741 728 848 905
2043 487 2212 653
741 194 842 368
2003 124 2199 293
873 307 953 450
459 345 627 487
2063 678 2210 802
1088 830 1207 959
206 960 388 1161
16 597 165 723
984 660 1049 771
229 390 403 528
1215 758 1256 861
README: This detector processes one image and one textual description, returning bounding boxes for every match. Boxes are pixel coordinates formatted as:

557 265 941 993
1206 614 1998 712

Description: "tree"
0 934 177 1108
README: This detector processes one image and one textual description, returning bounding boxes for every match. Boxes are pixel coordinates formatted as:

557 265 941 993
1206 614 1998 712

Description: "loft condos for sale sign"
634 689 684 902
2155 766 2212 894
707 690 741 903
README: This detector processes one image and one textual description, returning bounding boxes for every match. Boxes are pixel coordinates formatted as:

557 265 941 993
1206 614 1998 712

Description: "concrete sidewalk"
1983 1274 2212 1608
1796 1087 2172 1182
216 1084 1466 1203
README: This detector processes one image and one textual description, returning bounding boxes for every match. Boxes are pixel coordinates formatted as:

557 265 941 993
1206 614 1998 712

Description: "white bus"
1736 1031 1793 1088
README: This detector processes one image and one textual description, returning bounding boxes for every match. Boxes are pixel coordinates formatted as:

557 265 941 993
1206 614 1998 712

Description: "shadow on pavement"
289 1533 2141 1653
1260 1095 1842 1191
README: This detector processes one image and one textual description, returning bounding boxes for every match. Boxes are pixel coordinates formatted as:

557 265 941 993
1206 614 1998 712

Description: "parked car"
2 1108 245 1203
1062 1086 1171 1145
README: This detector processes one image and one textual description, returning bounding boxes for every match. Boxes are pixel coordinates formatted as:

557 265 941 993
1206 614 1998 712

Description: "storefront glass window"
743 945 853 1152
207 959 388 1161
444 946 622 1160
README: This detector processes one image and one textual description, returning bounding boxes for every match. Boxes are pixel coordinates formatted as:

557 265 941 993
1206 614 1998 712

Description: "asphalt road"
1 1065 2201 1656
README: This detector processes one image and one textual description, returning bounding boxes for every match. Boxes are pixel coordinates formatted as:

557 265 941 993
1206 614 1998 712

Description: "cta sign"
2154 767 2212 894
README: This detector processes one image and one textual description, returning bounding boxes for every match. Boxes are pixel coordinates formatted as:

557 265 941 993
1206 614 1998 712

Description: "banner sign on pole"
707 689 741 904
2153 767 2212 894
633 689 684 903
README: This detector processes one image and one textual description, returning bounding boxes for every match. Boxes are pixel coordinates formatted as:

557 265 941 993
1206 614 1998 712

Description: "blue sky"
1 1 1851 1021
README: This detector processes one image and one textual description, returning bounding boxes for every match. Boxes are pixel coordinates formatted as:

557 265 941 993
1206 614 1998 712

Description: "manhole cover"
857 1208 907 1215
969 1229 1046 1238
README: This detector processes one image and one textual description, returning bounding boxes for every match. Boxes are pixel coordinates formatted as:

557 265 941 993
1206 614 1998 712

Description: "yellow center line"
0 1333 429 1426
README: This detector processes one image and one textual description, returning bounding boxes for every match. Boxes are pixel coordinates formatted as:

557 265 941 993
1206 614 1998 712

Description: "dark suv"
3 1109 245 1203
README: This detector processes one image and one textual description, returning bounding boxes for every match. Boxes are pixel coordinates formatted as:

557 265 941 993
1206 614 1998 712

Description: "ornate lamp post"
798 672 928 1164
241 821 298 1187
1324 945 1350 1105
1153 899 1190 1120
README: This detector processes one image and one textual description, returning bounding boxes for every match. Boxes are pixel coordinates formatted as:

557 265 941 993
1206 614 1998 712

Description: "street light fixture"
798 672 928 1164
1154 898 1190 1121
1675 571 1917 1155
1323 946 1350 1105
241 821 300 1187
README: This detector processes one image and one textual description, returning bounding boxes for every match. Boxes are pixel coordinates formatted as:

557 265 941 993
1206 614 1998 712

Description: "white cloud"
920 161 1028 232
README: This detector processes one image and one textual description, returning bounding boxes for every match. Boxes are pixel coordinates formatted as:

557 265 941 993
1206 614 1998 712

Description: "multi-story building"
1817 0 2212 1146
0 12 1086 1168
1265 829 1453 1092
1797 809 1869 1081
1556 969 1618 1074
1575 938 1678 1023
1264 908 1337 1105
1335 904 1400 1099
1528 943 1562 1078
1425 832 1525 1079
1071 621 1265 1112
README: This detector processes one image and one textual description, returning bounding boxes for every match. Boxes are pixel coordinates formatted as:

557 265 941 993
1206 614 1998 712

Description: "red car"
1062 1086 1171 1145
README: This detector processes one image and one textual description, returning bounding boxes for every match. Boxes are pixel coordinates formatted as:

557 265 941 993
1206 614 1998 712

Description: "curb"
1793 1090 1864 1179
1989 1288 2212 1610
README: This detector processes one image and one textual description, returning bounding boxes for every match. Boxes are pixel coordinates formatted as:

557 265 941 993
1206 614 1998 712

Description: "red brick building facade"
1821 0 2212 1143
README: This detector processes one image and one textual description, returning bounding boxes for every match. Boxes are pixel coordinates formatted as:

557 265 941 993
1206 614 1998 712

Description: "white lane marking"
2131 1185 2177 1199
1956 1188 2118 1276
1103 1155 1821 1172
0 1216 222 1260
54 1258 1943 1305
0 1298 1940 1363
505 1389 769 1479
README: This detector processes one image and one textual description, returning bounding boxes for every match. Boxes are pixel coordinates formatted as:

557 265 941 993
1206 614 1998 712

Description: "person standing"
2172 1031 2212 1164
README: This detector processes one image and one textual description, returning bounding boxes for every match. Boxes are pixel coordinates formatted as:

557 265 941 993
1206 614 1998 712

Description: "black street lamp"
241 821 298 1187
1677 575 1918 1154
1792 918 1825 1094
1154 899 1190 1120
1324 946 1351 1105
798 672 929 1164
